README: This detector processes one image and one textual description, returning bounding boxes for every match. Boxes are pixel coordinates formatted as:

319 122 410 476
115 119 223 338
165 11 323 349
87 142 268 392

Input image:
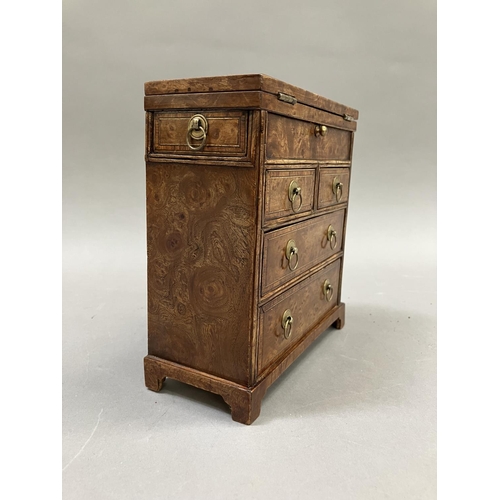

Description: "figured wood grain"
259 258 341 373
318 167 351 209
266 114 353 161
144 300 345 423
256 302 345 384
153 110 248 155
261 209 346 296
259 75 359 120
145 91 356 132
146 156 255 168
264 169 315 222
145 75 264 96
145 112 152 157
144 91 262 111
144 355 265 424
250 109 268 383
260 93 357 132
145 303 346 420
143 75 358 424
144 74 359 121
260 251 344 305
261 202 348 231
265 159 351 166
146 161 258 385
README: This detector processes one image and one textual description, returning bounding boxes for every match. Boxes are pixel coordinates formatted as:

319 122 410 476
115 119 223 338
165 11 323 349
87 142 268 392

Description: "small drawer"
266 114 352 162
318 167 350 209
261 210 345 296
259 258 341 373
264 169 315 223
152 110 248 156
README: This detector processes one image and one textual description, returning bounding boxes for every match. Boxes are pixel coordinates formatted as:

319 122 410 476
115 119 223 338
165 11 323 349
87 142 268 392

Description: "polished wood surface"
145 91 357 132
259 258 341 373
153 110 248 156
146 162 258 385
261 209 345 296
264 169 315 222
318 167 351 209
145 300 346 424
266 114 353 161
144 73 359 121
260 93 357 132
143 75 358 424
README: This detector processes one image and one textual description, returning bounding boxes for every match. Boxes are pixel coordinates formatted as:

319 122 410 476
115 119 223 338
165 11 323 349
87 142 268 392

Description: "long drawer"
259 258 341 373
261 209 345 297
266 113 352 161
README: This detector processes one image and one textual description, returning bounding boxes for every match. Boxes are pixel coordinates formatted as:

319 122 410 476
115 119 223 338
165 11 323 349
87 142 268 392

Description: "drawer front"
266 113 352 161
318 167 350 209
152 110 248 156
259 258 341 372
264 169 315 223
261 209 345 296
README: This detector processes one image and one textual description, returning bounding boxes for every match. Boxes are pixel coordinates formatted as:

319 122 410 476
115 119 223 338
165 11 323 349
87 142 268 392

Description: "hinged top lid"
144 74 358 122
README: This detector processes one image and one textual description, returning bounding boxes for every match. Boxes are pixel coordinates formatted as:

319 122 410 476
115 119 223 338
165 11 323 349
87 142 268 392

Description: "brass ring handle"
332 177 343 202
186 125 207 150
323 279 334 302
288 180 303 213
282 309 294 339
285 239 299 271
327 225 338 251
186 114 209 151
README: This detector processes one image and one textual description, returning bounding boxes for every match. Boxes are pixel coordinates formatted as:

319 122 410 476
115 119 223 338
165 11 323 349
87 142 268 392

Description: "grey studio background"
63 1 436 499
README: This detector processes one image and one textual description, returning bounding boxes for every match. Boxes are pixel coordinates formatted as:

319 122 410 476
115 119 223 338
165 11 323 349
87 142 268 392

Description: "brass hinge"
277 92 297 105
343 114 355 122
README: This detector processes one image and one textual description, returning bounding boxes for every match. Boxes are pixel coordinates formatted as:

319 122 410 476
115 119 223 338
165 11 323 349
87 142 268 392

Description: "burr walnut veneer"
143 74 358 424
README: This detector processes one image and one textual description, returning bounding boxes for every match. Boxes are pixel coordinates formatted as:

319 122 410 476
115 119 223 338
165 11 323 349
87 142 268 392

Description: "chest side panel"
146 163 258 385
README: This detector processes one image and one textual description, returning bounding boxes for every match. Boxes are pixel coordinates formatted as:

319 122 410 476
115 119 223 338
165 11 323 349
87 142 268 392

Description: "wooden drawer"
318 167 350 209
259 258 341 373
152 110 248 156
266 113 352 162
261 209 345 296
264 169 315 223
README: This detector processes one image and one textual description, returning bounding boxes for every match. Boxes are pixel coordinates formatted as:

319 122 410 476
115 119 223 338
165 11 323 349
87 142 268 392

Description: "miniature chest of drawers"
143 74 358 424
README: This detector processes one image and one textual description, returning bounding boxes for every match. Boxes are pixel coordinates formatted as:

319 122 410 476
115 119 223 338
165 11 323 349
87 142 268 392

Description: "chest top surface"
144 74 358 123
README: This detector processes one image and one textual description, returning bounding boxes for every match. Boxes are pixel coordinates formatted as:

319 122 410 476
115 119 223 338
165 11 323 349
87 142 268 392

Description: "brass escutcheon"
281 309 294 339
186 114 209 150
327 224 338 251
332 176 343 202
323 279 334 302
288 180 303 213
315 124 327 137
285 239 299 271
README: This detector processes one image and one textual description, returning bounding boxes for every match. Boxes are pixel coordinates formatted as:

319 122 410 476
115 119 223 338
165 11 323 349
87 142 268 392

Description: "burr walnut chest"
143 74 358 424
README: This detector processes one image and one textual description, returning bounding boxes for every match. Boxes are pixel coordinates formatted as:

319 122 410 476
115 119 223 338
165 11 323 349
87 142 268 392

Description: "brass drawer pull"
186 114 208 151
314 124 327 137
285 239 299 271
288 180 303 213
282 309 294 339
332 176 343 202
327 225 338 251
323 279 334 302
